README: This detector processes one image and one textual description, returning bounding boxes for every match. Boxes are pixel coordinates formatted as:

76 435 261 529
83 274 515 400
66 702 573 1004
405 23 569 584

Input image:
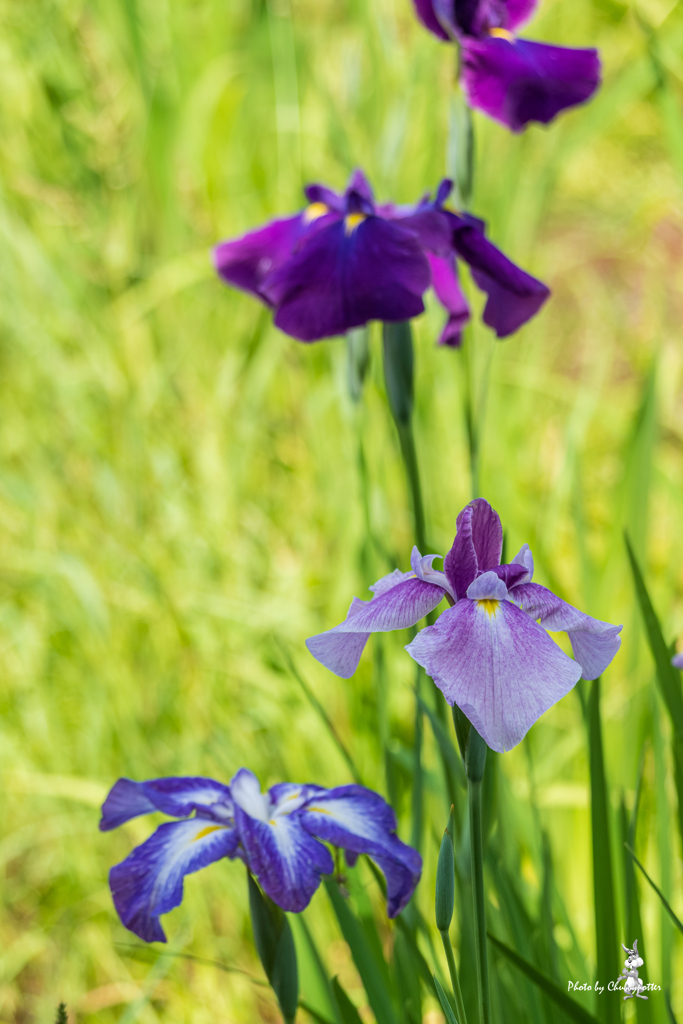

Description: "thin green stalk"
410 665 424 853
440 930 468 1024
468 778 490 1024
396 419 427 553
464 728 490 1024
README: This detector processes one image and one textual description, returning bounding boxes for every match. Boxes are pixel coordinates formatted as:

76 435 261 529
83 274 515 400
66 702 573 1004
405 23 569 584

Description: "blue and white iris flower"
100 769 422 942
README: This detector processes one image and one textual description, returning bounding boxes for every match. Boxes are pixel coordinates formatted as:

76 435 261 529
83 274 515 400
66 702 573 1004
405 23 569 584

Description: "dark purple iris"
214 171 549 344
412 0 601 132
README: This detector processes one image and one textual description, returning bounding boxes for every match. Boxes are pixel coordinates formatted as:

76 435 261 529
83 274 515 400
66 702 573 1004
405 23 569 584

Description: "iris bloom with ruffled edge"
215 171 549 346
413 0 601 132
307 498 622 752
100 768 421 942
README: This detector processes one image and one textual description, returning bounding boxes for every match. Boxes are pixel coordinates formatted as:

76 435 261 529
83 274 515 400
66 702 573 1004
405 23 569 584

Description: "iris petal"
510 582 622 680
306 577 447 678
299 785 422 917
444 498 503 600
234 808 333 913
461 35 601 132
265 218 430 342
109 818 239 942
100 776 235 832
406 597 581 752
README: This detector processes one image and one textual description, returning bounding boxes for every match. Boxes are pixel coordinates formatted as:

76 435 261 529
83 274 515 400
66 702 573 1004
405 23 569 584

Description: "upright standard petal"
232 772 333 913
100 776 235 831
109 818 239 942
503 0 538 32
306 575 446 678
406 594 581 752
450 214 549 336
461 36 601 132
427 253 471 347
510 582 622 680
299 785 422 917
264 217 430 342
444 498 503 600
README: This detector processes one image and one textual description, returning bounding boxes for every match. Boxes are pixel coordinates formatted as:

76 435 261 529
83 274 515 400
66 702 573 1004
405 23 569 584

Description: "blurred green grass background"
1 0 683 1020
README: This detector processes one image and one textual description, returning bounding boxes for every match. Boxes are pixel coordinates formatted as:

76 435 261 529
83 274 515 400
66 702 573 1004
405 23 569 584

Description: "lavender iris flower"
214 171 549 345
307 498 622 752
412 0 601 132
100 769 421 942
672 653 683 669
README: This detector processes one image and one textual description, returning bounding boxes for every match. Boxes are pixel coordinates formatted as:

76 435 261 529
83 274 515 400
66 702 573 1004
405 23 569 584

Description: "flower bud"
435 810 455 932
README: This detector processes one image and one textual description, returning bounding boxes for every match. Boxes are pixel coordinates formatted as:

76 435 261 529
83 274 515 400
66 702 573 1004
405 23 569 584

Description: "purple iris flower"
307 498 622 753
672 653 683 669
412 0 601 132
214 171 549 345
100 769 421 942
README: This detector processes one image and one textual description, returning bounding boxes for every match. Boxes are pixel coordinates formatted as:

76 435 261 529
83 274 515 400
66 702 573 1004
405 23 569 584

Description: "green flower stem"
395 418 427 554
440 929 468 1024
381 321 428 553
466 728 490 1024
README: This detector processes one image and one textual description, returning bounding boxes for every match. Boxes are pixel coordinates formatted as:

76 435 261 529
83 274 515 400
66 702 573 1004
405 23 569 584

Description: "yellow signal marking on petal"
269 819 277 826
344 213 367 235
304 202 329 223
477 599 500 616
489 27 514 40
305 807 331 814
192 825 226 842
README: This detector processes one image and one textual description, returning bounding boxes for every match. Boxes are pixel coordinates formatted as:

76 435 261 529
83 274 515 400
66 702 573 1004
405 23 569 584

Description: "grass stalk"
440 930 468 1024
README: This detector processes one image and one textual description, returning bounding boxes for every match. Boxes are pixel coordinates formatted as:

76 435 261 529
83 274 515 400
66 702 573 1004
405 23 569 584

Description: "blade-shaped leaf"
487 934 601 1024
324 877 399 1024
292 914 342 1024
434 974 460 1024
665 990 679 1024
300 1001 338 1024
584 679 620 1024
419 697 466 788
332 977 364 1024
275 639 362 784
624 535 683 737
625 845 683 936
248 873 299 1023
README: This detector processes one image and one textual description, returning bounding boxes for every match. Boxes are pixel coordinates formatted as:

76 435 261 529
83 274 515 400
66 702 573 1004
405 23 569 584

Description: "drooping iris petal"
100 777 235 831
509 582 622 680
450 214 550 336
263 217 430 342
109 818 239 942
306 575 447 678
406 583 581 752
213 215 308 303
231 770 333 913
427 253 471 347
299 785 422 917
444 498 503 600
461 36 601 132
391 205 454 257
